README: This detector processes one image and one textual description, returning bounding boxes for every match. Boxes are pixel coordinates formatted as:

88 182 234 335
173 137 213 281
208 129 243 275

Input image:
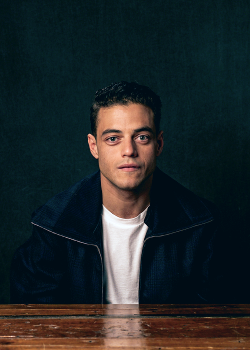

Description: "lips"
118 163 140 170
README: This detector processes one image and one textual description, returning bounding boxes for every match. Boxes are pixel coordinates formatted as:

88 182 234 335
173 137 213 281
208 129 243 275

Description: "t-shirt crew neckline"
102 205 149 225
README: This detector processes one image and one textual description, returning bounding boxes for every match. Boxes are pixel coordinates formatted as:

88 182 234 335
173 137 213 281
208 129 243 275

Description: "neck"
101 175 152 219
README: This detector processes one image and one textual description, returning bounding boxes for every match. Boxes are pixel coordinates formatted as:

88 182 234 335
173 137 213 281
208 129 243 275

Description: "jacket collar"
144 168 214 236
32 168 214 245
32 171 103 246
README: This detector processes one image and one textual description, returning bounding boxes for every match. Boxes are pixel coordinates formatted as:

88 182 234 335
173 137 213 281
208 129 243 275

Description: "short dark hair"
90 81 162 137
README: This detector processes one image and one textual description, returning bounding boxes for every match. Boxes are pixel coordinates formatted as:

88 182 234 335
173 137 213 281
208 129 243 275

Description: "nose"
122 138 138 157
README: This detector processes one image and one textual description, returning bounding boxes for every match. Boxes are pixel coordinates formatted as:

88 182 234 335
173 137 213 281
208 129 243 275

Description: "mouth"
118 164 140 172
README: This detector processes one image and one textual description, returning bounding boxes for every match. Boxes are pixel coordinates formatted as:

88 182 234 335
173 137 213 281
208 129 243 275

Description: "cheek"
141 147 157 163
98 150 114 169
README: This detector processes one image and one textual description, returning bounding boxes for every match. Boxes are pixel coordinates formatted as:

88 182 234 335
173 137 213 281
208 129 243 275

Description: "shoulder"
149 168 220 231
31 171 102 233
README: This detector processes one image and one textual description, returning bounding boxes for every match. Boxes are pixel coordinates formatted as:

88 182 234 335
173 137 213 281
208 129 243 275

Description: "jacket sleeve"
195 220 224 302
10 225 67 303
194 207 237 303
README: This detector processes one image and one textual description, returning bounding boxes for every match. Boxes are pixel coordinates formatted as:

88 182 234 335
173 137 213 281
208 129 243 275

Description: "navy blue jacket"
10 168 224 303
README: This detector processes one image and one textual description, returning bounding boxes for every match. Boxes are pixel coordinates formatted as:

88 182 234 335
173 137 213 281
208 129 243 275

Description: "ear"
88 134 99 159
156 131 164 157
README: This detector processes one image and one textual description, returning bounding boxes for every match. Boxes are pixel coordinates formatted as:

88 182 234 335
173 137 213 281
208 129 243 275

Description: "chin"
116 183 139 191
120 185 140 191
116 178 147 192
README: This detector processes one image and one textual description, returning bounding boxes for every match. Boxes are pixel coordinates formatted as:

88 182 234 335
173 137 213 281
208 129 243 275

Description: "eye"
108 136 117 142
105 136 119 144
136 134 150 142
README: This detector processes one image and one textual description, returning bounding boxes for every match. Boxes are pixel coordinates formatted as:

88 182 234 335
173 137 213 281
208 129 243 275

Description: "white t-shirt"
102 205 149 304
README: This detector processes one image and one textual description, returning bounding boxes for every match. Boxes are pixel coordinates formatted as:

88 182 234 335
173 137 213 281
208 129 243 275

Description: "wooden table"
0 304 250 349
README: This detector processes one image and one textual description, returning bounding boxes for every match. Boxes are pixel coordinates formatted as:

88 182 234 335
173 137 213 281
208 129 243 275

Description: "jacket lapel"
31 171 103 246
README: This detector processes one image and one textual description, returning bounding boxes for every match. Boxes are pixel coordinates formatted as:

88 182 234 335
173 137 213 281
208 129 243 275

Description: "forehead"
96 103 155 132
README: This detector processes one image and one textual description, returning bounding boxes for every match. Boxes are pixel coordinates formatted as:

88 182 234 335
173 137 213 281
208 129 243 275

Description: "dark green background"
1 0 249 302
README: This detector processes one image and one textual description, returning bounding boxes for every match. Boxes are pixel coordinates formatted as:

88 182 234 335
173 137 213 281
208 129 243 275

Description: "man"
11 81 223 304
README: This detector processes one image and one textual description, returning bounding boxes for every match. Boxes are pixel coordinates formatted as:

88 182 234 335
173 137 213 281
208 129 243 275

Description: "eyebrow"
101 129 122 136
134 127 154 134
101 126 154 137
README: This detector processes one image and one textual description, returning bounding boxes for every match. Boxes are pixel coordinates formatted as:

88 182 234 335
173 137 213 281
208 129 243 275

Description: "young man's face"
88 103 163 193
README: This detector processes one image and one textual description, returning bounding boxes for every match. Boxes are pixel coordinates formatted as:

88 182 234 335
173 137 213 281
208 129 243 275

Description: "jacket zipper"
31 222 104 304
32 217 214 305
138 218 214 303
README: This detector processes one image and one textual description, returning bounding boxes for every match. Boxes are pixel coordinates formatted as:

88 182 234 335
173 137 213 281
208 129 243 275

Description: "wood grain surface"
0 304 249 349
1 304 250 316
